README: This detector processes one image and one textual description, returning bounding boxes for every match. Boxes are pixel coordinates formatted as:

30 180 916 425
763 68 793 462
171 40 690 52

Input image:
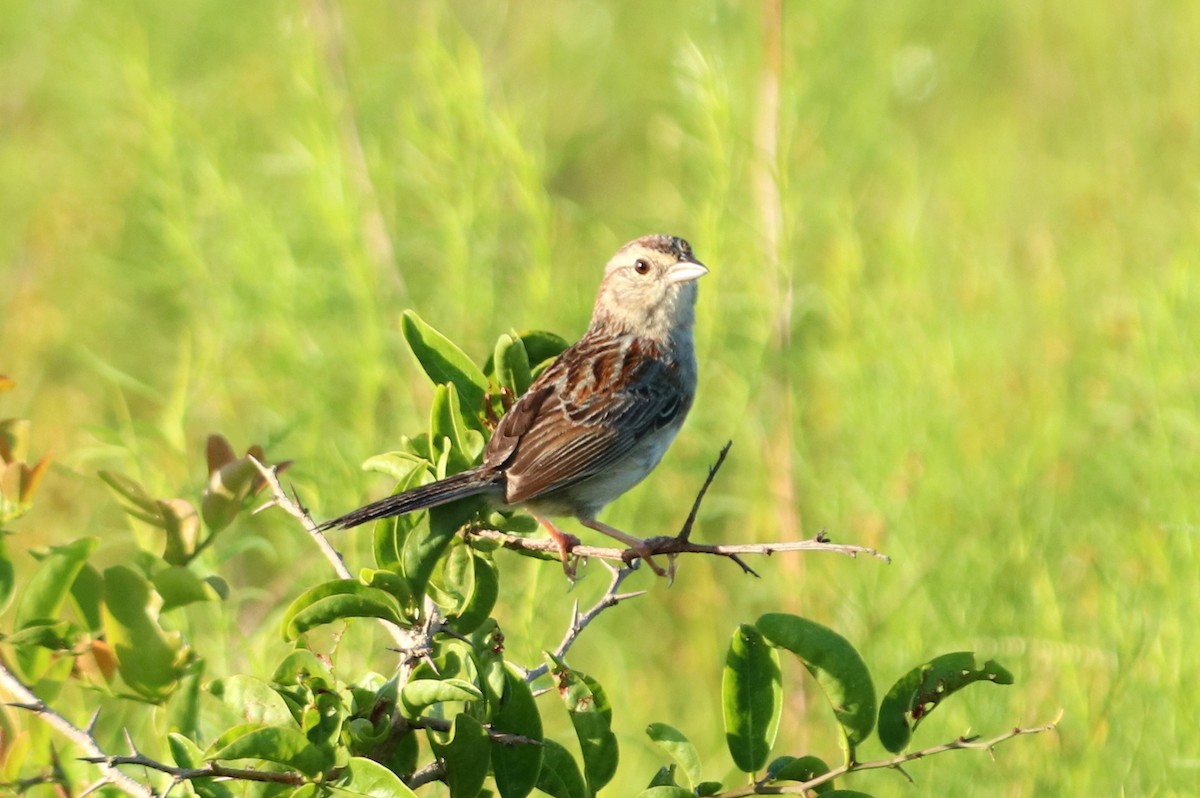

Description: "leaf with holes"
878 651 1014 753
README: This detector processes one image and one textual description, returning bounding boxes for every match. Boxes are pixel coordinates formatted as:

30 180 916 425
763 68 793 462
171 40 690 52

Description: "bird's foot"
584 519 674 581
536 516 582 579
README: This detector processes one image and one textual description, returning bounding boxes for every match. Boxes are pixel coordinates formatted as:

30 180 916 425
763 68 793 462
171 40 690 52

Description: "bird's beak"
665 260 709 284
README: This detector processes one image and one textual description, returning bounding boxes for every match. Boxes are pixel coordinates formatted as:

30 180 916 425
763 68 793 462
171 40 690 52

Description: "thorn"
611 590 648 602
288 484 310 515
6 701 43 712
252 499 278 515
435 625 472 644
893 763 915 784
122 729 139 757
85 706 102 735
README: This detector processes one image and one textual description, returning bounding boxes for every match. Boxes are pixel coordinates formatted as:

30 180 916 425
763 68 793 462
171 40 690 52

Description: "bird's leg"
531 513 581 578
579 519 669 578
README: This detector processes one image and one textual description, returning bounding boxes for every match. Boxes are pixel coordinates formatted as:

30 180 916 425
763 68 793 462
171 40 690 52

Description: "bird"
319 234 708 575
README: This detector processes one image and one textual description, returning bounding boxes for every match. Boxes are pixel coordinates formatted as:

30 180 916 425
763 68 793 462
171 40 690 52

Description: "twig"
523 561 643 683
678 440 732 543
0 663 153 798
76 753 305 788
469 528 888 572
249 457 351 580
404 716 541 747
719 713 1062 796
248 456 412 651
406 761 445 790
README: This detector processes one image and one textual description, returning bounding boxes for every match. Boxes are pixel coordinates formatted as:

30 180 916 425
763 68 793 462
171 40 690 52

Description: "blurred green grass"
2 0 1198 794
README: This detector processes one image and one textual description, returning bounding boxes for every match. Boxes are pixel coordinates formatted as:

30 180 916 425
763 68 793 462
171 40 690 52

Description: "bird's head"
590 235 708 342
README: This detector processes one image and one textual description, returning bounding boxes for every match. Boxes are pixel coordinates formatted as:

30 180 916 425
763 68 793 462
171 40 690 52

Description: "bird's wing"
484 332 688 505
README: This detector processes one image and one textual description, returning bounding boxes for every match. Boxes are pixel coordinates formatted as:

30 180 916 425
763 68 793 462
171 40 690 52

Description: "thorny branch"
248 456 414 651
467 441 890 576
77 753 305 789
718 714 1063 796
522 560 644 684
0 664 154 798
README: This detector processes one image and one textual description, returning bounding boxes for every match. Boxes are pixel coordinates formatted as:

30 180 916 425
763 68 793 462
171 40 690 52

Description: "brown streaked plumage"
320 234 708 574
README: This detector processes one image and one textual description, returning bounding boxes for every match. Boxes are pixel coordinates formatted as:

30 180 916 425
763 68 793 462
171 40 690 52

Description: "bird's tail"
318 468 496 531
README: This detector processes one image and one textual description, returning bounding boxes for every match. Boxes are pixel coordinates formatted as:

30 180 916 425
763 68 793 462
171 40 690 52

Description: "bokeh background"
3 0 1198 795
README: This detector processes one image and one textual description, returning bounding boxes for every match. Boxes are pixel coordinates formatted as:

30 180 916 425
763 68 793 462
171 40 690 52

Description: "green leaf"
647 765 678 788
101 565 189 701
646 723 703 788
6 620 74 649
723 624 781 773
402 500 477 606
379 727 420 779
69 563 105 634
273 649 337 692
514 330 570 368
430 382 485 474
544 654 618 793
767 755 833 793
158 498 201 565
695 781 724 796
360 569 416 616
431 539 476 616
304 690 346 748
401 310 488 429
98 471 159 517
14 537 97 681
756 613 876 764
361 451 428 484
429 713 490 798
821 791 875 797
208 675 296 726
400 678 485 718
153 566 223 611
371 464 431 574
449 551 499 635
491 665 544 798
209 725 335 777
281 580 406 640
0 536 15 615
168 659 205 740
333 757 419 797
877 651 1015 753
493 334 533 397
636 788 694 798
474 621 508 710
533 738 587 798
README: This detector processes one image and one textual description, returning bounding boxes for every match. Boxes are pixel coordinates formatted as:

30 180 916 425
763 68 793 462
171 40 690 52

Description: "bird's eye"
634 258 651 275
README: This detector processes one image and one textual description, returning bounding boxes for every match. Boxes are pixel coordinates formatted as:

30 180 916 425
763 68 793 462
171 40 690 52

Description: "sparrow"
320 234 708 575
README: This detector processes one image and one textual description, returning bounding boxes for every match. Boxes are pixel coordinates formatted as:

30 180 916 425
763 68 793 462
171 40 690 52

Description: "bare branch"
77 753 305 788
523 561 642 683
718 714 1062 796
678 439 733 543
406 761 446 790
0 664 154 798
403 716 541 747
468 528 888 571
